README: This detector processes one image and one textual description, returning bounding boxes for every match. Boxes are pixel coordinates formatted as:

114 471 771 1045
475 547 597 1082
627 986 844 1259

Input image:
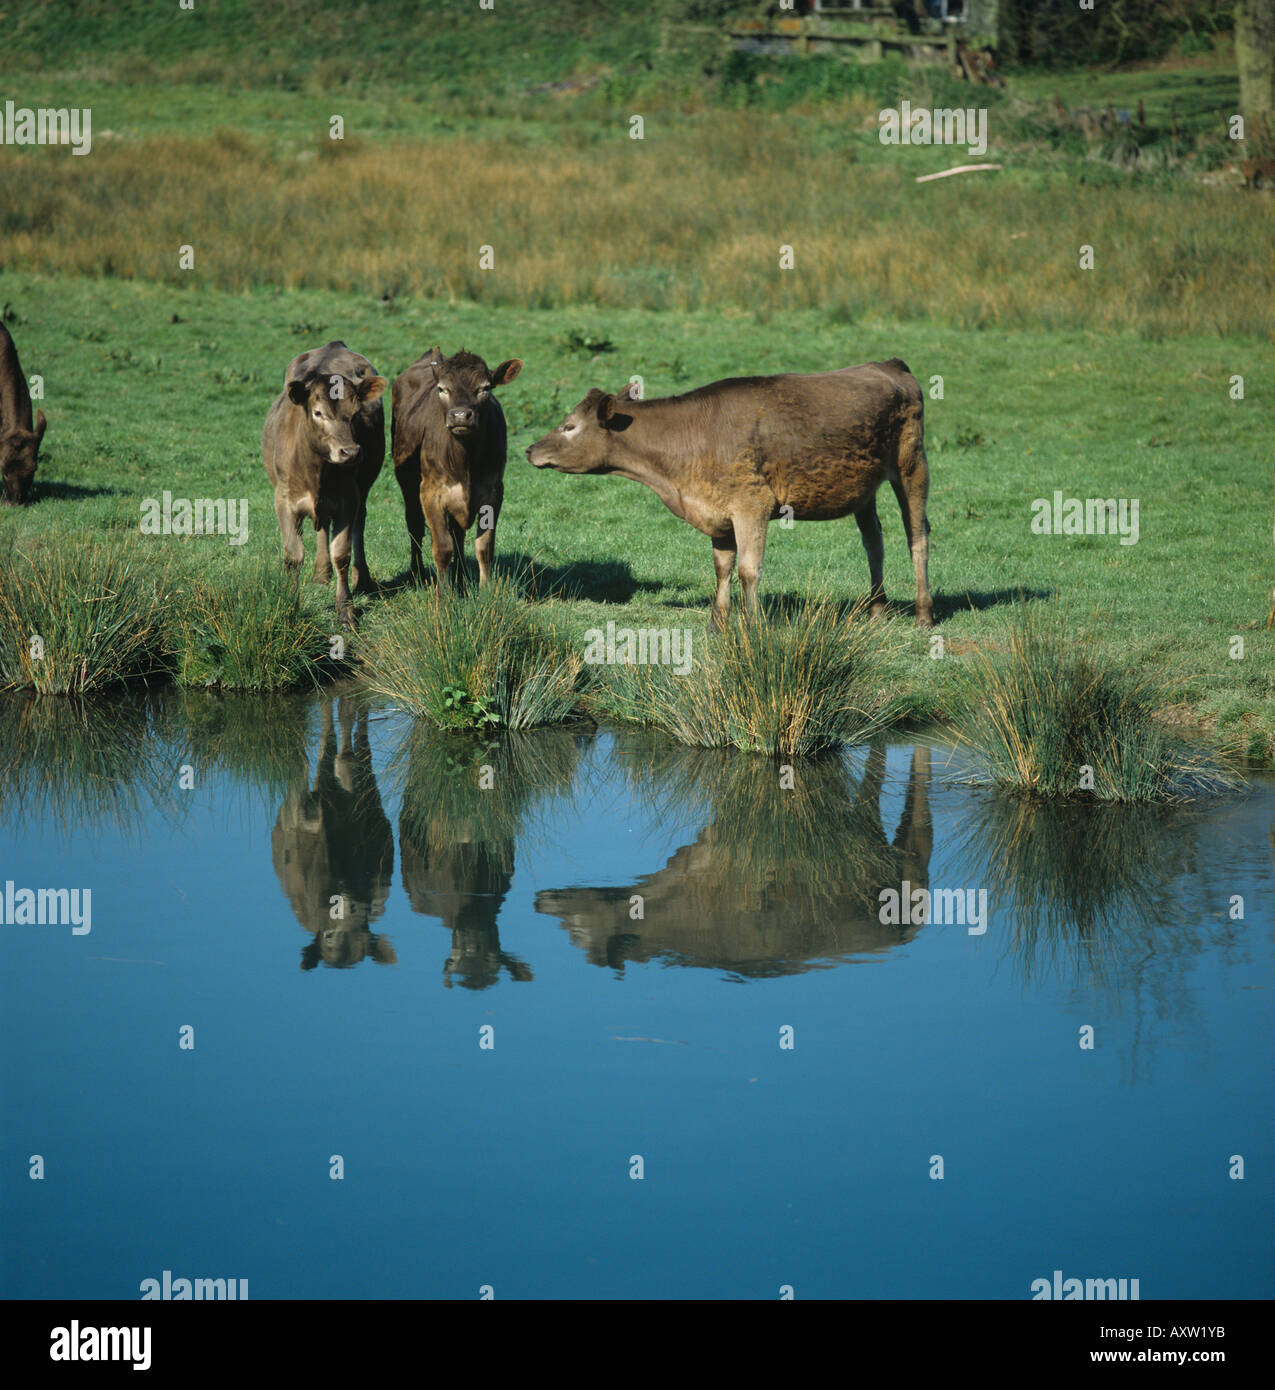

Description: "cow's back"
391 350 443 470
720 359 922 519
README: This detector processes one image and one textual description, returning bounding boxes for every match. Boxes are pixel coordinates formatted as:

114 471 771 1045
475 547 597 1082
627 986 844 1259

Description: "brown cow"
263 341 386 626
527 359 933 626
392 347 522 587
0 324 46 505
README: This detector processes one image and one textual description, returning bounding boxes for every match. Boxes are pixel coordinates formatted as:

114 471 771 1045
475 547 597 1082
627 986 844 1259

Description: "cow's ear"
615 381 641 404
358 374 387 404
33 410 46 442
595 392 618 424
287 379 311 406
491 358 523 388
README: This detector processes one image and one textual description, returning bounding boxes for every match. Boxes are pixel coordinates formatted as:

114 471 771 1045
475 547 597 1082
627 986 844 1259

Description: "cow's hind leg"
447 516 469 592
474 500 498 586
711 533 737 630
855 499 887 619
398 465 427 585
893 423 934 628
313 521 333 584
274 495 305 571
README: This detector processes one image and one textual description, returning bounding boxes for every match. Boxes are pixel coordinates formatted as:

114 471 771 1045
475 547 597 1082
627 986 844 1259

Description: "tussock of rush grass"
0 531 170 694
359 578 585 731
0 535 344 694
167 558 335 691
954 606 1237 803
593 598 900 758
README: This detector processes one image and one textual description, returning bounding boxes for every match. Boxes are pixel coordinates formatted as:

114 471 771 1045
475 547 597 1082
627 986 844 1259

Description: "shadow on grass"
647 587 1057 624
362 552 657 605
931 587 1053 622
29 481 120 503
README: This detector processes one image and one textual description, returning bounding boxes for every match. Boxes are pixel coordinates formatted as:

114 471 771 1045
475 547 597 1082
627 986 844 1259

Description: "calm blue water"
2 689 1271 1299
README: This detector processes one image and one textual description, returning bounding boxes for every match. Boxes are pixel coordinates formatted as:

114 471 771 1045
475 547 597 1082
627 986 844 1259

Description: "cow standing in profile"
392 347 522 587
528 358 933 627
0 325 46 505
263 341 386 627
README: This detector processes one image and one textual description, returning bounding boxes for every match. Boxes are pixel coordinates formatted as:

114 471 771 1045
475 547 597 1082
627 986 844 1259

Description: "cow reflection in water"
398 730 585 988
271 697 396 969
536 742 932 977
400 833 529 989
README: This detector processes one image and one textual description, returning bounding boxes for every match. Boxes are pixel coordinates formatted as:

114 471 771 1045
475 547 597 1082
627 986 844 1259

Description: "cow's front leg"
711 533 737 630
313 520 333 584
330 517 356 629
351 494 376 594
733 514 769 618
422 495 455 589
274 494 305 571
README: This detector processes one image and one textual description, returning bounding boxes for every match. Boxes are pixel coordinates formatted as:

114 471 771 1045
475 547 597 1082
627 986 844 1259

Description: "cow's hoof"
869 602 888 621
915 612 935 630
337 605 358 632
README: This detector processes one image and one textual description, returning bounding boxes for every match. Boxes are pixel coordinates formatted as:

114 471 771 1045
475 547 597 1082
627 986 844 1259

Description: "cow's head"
1 410 45 505
288 372 386 465
527 383 640 474
430 348 522 438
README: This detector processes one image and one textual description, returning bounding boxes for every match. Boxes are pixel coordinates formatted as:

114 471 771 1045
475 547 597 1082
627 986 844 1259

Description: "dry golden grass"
3 115 1271 335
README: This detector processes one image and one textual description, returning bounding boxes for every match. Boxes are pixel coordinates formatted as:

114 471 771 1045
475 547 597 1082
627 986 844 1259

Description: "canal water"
2 688 1271 1299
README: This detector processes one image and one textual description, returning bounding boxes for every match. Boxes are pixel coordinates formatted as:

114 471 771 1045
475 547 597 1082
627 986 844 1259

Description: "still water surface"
2 688 1271 1299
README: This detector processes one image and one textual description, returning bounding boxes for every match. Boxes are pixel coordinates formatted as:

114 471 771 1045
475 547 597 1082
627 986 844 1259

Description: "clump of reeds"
0 531 171 694
358 578 585 731
953 606 1238 802
166 558 336 691
593 598 899 758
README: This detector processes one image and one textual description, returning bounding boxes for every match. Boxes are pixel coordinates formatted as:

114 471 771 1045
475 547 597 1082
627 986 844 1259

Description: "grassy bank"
0 272 1270 764
0 529 338 693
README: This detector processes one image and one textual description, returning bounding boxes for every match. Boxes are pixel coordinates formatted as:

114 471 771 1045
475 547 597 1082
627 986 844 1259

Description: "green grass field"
1 2 1272 765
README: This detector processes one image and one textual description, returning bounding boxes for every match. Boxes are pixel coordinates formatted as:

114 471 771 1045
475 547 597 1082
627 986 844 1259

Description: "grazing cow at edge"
527 358 933 627
263 341 386 627
392 347 522 587
0 324 46 505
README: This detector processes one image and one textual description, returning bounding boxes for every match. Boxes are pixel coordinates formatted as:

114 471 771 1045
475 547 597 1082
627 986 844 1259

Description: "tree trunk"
1236 0 1275 145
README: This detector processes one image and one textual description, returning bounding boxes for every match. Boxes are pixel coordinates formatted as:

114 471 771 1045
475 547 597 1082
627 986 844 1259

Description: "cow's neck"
438 433 479 484
606 410 702 518
0 374 30 430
